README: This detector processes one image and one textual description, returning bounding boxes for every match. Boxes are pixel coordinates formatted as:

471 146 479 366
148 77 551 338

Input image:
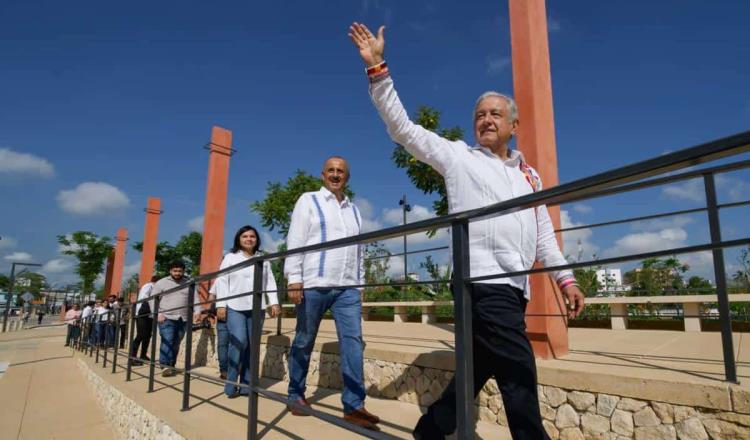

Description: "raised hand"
348 22 385 67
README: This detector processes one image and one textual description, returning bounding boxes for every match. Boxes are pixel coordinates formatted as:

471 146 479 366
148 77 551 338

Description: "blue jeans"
158 319 186 367
225 308 264 396
94 322 107 346
288 288 364 413
216 319 229 374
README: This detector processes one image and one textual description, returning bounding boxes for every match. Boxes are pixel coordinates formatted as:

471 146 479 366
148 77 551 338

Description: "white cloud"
661 178 704 203
718 175 750 202
355 197 384 233
0 148 55 178
4 251 32 262
57 233 82 254
57 182 130 215
260 231 284 253
631 215 694 232
486 55 511 76
187 215 204 231
605 227 688 258
42 258 74 273
0 235 17 250
572 204 592 214
560 210 599 261
661 174 750 204
122 261 141 281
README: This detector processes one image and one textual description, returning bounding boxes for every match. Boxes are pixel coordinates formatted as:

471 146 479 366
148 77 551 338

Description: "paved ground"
0 326 115 440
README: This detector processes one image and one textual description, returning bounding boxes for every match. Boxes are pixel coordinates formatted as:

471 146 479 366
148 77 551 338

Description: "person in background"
131 276 158 366
210 225 280 397
152 261 202 377
64 303 81 346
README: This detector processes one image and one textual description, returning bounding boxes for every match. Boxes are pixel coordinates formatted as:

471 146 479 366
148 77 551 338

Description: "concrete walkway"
0 326 115 439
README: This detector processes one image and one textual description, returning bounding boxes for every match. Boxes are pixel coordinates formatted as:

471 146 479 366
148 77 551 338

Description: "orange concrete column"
139 197 162 286
103 251 115 295
198 126 233 302
509 0 569 358
108 228 128 296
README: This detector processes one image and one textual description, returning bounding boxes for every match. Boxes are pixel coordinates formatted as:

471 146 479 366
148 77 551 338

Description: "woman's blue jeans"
225 307 264 396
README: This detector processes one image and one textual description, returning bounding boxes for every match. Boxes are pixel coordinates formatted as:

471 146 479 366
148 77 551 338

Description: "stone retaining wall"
77 358 185 440
172 329 750 439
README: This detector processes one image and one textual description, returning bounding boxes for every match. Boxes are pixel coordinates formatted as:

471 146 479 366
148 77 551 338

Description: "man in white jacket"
349 23 585 440
284 156 379 430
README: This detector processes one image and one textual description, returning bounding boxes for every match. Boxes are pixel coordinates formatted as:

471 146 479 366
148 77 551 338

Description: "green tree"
174 232 202 275
15 272 48 297
0 274 9 291
732 247 750 289
419 255 451 296
624 256 689 296
132 241 177 277
251 170 354 238
133 232 203 277
686 276 713 293
392 106 463 234
364 242 391 285
573 267 601 296
57 231 113 296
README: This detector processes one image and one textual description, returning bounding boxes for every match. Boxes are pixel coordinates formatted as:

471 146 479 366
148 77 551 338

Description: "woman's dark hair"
231 225 261 254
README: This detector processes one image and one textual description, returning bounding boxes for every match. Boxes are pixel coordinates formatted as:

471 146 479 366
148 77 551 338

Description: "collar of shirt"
471 145 525 167
319 186 351 207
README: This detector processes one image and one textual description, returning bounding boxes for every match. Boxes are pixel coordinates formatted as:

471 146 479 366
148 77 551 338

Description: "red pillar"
509 0 569 358
108 228 128 296
198 126 233 302
139 197 162 286
103 251 115 295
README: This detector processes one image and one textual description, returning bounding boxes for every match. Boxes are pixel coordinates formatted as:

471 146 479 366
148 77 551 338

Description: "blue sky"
1 0 749 288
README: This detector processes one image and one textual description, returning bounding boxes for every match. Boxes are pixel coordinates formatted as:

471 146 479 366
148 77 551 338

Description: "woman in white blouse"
210 225 281 397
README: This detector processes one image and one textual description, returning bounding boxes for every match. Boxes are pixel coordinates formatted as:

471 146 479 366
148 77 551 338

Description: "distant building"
595 268 631 294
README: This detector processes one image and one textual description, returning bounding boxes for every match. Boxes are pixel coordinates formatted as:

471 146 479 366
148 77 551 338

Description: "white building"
595 268 630 293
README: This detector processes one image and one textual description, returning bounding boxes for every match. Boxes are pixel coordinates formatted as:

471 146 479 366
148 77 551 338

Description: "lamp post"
2 262 42 332
399 195 412 281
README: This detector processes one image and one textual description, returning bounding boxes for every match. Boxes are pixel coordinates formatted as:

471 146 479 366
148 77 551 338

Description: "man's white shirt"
284 186 364 289
370 76 573 298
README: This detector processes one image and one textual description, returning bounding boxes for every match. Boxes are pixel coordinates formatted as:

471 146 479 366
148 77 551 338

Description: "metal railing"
70 130 750 439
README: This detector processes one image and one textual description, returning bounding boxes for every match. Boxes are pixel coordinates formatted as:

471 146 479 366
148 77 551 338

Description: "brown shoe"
287 398 311 416
344 409 380 431
352 407 380 424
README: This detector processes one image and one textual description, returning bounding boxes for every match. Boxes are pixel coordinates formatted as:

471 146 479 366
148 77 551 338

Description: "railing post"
112 308 121 373
87 317 94 357
704 173 738 383
247 261 264 440
126 302 137 381
103 312 110 368
95 315 101 364
276 272 284 337
451 220 474 440
148 295 161 393
182 282 196 411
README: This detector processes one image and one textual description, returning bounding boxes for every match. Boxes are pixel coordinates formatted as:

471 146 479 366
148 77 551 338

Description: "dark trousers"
418 283 549 440
119 324 127 349
131 317 153 359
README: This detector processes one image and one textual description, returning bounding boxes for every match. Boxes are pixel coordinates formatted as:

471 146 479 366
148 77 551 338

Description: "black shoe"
131 359 143 366
413 414 446 440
